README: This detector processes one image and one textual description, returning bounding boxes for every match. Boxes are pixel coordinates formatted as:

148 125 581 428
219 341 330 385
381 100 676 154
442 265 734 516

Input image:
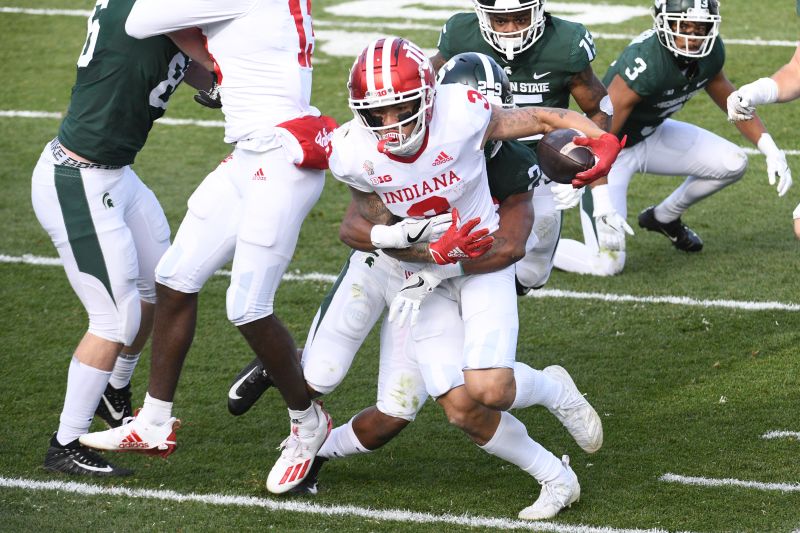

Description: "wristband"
757 133 780 158
743 77 779 106
590 183 614 217
427 262 464 279
370 224 402 249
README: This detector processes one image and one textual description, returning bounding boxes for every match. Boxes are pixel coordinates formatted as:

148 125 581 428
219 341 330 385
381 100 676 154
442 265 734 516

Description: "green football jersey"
487 140 540 202
602 30 725 147
438 12 596 110
58 0 188 166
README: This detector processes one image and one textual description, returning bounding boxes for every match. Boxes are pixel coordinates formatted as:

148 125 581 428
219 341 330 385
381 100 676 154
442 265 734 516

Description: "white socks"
137 392 173 425
57 356 111 445
510 362 563 410
317 417 371 459
479 411 563 484
108 351 140 389
289 403 320 439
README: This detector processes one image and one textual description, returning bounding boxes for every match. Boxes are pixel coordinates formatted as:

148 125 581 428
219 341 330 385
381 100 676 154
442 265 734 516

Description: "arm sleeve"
126 0 256 38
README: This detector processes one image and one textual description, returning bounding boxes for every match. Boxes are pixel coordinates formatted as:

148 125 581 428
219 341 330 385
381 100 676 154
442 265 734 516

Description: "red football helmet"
348 37 435 156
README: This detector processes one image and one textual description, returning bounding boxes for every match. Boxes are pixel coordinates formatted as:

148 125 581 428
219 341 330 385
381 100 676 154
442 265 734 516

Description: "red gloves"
428 208 494 265
572 133 627 187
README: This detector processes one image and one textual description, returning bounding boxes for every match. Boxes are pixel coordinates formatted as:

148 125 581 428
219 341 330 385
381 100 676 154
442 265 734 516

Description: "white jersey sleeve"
329 122 374 193
126 0 256 38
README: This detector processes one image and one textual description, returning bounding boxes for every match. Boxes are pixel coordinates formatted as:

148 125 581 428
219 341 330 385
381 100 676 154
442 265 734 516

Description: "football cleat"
543 365 603 453
44 433 132 477
518 455 580 520
79 413 180 458
637 206 703 252
287 456 328 495
266 402 332 494
228 358 273 416
95 383 132 428
515 276 532 296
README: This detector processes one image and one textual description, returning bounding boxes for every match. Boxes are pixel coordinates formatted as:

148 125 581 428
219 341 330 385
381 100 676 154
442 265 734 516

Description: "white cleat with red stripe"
79 414 180 458
266 402 332 494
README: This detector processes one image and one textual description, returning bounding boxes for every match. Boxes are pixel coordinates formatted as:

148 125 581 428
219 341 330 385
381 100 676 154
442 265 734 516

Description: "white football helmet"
653 0 721 59
472 0 546 60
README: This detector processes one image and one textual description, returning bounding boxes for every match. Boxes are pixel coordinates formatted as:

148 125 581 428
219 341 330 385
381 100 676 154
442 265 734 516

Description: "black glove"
194 71 222 109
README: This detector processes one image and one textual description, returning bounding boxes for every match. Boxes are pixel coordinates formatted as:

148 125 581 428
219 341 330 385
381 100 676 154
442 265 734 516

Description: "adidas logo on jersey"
252 168 266 181
432 151 453 166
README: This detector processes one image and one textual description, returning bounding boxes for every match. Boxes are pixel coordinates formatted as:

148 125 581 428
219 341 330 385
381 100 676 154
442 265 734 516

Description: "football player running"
273 37 620 518
78 0 338 494
228 52 608 519
431 0 630 289
554 0 794 276
728 34 800 237
31 0 217 477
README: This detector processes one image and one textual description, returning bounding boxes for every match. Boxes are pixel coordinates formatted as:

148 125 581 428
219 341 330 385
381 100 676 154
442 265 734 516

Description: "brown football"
536 128 595 185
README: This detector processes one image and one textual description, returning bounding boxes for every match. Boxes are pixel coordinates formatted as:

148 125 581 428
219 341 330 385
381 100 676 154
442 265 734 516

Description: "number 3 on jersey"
77 0 110 67
467 89 489 109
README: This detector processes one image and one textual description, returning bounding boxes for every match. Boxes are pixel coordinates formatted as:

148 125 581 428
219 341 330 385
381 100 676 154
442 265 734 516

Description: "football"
536 128 595 184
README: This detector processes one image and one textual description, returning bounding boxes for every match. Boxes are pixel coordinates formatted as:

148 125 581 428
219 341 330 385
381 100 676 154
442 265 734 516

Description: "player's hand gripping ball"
536 128 594 185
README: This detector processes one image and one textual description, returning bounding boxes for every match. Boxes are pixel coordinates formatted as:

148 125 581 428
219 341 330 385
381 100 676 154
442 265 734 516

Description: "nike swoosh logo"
406 221 431 244
72 459 113 473
400 278 425 292
228 367 258 400
101 394 125 421
532 71 551 80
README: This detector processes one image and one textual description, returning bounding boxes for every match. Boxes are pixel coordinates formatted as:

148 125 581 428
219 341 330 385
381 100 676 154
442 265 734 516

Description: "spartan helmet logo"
102 192 114 208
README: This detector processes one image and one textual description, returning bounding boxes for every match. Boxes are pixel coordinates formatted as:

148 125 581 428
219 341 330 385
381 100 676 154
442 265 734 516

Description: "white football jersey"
126 0 317 145
331 84 499 235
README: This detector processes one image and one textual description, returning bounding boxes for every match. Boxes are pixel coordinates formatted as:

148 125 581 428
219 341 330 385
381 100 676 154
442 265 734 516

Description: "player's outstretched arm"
484 105 605 143
709 71 793 197
772 45 800 102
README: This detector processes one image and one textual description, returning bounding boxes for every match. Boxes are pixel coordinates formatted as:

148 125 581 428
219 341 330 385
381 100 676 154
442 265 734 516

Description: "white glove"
793 202 800 220
388 263 462 326
592 184 634 251
727 78 779 122
758 133 793 197
370 213 451 249
551 182 584 210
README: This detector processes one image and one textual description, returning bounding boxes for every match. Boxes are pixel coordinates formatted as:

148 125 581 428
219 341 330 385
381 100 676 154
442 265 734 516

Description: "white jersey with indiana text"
330 84 499 237
126 0 317 146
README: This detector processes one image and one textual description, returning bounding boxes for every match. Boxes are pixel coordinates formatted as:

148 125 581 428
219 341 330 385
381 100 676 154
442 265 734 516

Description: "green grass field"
2 1 799 531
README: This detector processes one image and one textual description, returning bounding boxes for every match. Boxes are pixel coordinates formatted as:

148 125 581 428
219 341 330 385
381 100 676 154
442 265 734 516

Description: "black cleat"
227 358 273 416
44 433 132 477
515 276 532 296
288 456 327 495
638 206 703 252
95 383 132 428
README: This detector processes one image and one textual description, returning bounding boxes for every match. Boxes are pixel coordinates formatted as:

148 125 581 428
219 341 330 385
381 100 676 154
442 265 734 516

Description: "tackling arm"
460 191 533 275
429 51 448 73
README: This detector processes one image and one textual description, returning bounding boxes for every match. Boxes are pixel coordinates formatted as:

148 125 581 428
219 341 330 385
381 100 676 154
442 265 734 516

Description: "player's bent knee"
88 286 141 345
304 362 349 395
593 252 625 277
226 284 273 326
720 148 748 182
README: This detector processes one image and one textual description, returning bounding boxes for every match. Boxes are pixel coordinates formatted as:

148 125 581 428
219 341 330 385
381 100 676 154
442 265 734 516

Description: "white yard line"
660 473 800 493
2 254 799 312
0 476 694 533
762 430 800 441
0 5 797 48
